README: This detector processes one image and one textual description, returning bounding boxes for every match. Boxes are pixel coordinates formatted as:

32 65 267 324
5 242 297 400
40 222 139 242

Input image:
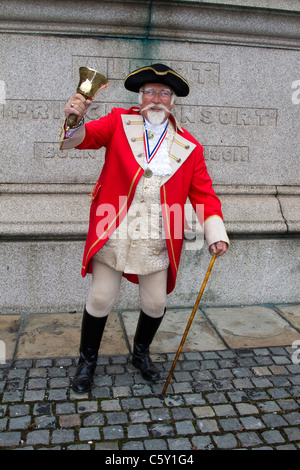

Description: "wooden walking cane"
160 253 217 397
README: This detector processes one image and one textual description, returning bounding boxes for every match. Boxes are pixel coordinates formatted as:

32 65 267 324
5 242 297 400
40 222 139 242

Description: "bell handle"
66 91 89 129
66 113 81 129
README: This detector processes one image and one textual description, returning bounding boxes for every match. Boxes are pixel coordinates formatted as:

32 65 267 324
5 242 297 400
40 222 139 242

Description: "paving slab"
1 304 300 361
0 315 21 361
122 309 227 354
275 304 300 329
15 312 128 359
203 305 300 349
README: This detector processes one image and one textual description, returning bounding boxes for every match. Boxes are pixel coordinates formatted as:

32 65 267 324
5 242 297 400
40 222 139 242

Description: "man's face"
139 83 175 125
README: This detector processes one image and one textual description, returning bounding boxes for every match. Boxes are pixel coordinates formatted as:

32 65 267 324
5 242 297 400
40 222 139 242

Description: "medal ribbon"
143 119 169 164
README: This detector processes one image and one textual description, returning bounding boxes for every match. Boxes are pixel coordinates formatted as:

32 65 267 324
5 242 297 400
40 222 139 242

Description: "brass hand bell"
67 66 109 129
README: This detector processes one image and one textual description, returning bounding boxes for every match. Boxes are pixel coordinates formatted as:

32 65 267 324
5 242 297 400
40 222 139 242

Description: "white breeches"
86 260 168 319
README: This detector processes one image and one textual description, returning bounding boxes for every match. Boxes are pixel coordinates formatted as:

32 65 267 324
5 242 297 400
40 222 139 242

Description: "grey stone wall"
0 0 299 313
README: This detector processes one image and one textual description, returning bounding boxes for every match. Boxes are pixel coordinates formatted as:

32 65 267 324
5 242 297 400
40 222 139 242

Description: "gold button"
131 137 136 142
126 120 131 125
185 145 190 149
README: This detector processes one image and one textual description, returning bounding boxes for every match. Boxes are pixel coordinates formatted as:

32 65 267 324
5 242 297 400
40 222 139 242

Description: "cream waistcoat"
93 121 176 274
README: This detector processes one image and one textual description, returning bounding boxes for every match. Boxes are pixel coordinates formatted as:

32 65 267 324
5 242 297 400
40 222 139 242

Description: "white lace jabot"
143 119 173 176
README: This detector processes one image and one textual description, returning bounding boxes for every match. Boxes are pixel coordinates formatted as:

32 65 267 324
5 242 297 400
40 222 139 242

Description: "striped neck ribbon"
143 118 169 164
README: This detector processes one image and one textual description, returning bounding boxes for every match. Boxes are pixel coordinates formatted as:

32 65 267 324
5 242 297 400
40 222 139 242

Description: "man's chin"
145 110 168 126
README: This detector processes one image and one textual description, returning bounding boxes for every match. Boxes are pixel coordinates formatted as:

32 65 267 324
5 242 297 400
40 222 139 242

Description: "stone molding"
1 184 298 239
0 0 300 49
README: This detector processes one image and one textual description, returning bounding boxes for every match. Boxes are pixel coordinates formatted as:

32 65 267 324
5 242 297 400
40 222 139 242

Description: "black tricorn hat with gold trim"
124 63 190 97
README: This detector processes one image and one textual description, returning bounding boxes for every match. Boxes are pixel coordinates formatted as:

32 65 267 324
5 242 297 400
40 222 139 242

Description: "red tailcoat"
62 107 225 294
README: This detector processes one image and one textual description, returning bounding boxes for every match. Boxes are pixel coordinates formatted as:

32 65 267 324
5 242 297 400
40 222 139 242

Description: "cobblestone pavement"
1 345 300 450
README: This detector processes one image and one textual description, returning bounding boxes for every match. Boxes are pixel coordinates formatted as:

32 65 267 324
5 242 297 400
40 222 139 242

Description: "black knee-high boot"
72 308 108 393
132 309 165 381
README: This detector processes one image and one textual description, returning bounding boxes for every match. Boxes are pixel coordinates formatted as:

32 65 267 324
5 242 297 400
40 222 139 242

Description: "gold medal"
143 168 153 178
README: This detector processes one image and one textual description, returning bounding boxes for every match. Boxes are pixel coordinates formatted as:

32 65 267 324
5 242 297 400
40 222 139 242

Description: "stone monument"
0 0 299 313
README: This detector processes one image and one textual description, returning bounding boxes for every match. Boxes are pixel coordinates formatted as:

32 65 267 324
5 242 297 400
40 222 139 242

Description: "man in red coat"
61 64 229 393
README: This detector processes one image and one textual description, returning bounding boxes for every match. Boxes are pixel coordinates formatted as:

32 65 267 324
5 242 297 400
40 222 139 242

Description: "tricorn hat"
124 63 190 97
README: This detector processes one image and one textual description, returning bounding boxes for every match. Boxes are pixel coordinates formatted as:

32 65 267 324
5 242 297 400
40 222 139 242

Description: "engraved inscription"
178 106 278 127
86 102 108 121
204 146 249 163
108 57 129 80
2 99 117 122
191 62 220 86
86 102 133 120
72 56 220 87
3 100 65 120
34 143 97 159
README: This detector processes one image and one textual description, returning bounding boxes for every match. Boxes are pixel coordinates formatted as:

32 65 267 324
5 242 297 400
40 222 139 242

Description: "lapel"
121 114 144 168
121 114 196 185
161 132 196 185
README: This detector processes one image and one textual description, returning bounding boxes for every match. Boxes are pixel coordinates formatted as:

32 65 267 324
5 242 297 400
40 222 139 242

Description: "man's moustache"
140 104 169 112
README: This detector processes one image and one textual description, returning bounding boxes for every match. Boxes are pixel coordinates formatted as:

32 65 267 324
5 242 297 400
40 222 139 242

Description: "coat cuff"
59 120 86 150
204 215 229 248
